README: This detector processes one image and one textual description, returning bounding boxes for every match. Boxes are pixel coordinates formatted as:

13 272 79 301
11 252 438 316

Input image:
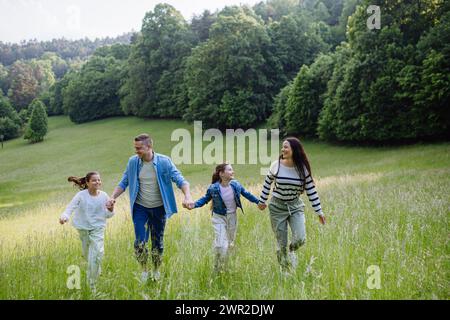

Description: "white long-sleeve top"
61 190 114 230
260 160 324 216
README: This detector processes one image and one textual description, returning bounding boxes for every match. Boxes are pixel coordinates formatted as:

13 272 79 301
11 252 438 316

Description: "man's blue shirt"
118 152 188 218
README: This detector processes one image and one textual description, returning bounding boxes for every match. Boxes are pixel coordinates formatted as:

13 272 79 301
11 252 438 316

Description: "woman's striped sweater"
260 160 323 216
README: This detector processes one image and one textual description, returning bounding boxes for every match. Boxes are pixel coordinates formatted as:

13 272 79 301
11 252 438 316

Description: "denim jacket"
118 152 188 218
194 180 260 215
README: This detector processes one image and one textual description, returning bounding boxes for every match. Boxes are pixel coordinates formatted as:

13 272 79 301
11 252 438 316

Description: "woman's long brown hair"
276 137 312 194
68 171 99 190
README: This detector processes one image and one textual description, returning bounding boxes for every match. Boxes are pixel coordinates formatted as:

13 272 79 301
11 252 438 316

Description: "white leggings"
77 228 105 286
212 212 237 268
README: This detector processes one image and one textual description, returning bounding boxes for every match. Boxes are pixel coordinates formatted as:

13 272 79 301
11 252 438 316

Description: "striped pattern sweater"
260 160 323 216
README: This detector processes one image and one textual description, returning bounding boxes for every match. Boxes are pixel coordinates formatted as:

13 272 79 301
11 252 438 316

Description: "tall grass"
0 116 449 299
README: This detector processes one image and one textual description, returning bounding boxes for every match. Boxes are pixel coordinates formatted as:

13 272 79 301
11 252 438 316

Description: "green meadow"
0 116 449 299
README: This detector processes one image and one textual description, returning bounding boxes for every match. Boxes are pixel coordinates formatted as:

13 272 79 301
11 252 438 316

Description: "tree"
0 94 22 140
253 0 300 23
191 10 217 43
285 53 335 137
317 44 352 141
24 99 47 143
320 0 345 25
47 71 75 116
184 6 283 129
63 56 124 123
268 80 293 135
41 52 69 79
0 63 8 95
7 60 39 111
7 58 56 112
0 33 132 66
411 10 450 138
93 44 131 60
318 0 448 142
120 3 195 118
29 58 55 93
268 12 330 82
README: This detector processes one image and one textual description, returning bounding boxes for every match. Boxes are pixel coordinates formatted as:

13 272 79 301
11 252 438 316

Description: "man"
107 133 194 282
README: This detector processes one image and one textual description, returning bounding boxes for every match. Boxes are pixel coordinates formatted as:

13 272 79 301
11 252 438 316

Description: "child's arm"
101 193 115 218
105 209 115 219
60 193 81 224
239 183 261 204
193 188 212 209
105 197 115 218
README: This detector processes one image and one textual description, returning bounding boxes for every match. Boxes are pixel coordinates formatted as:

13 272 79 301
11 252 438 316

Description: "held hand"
183 197 194 210
106 203 114 212
319 214 326 225
184 202 194 210
106 198 116 210
257 203 267 211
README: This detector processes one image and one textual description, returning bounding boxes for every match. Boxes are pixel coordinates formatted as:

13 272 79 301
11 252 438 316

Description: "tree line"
1 0 448 144
271 0 449 142
0 33 132 142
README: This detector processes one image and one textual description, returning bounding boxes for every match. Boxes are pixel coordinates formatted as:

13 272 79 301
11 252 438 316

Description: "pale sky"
0 0 262 43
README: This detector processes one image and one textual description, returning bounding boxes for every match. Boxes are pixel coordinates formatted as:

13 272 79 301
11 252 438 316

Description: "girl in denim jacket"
189 163 262 273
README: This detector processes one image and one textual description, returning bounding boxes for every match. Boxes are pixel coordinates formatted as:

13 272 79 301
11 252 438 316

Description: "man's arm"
167 158 194 208
111 186 125 200
106 186 124 209
181 182 194 209
107 161 130 208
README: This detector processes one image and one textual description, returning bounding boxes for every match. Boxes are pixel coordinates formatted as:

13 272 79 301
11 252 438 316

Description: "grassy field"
0 116 449 299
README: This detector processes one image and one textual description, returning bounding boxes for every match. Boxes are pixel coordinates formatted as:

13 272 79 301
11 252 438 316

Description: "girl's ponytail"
211 172 220 184
68 171 99 190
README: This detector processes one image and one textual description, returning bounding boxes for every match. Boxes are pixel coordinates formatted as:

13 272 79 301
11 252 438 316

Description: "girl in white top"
59 171 115 291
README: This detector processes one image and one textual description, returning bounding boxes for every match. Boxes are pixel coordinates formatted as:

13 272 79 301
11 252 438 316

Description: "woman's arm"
303 168 326 224
259 171 275 204
304 169 324 216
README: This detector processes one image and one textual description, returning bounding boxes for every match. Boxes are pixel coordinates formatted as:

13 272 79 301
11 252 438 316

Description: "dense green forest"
0 0 448 143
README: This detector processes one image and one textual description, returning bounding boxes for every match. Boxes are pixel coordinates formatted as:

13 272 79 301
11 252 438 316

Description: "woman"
258 137 326 273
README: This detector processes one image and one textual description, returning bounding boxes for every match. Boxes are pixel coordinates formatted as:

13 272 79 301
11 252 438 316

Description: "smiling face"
219 164 234 181
281 140 293 160
134 140 151 159
86 174 102 191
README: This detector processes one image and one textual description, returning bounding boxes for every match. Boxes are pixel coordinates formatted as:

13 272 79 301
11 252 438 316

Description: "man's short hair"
134 133 153 147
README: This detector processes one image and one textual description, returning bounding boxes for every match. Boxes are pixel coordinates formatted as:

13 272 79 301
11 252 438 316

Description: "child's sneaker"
140 271 149 284
152 270 161 281
89 282 97 294
288 251 298 269
280 266 292 277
